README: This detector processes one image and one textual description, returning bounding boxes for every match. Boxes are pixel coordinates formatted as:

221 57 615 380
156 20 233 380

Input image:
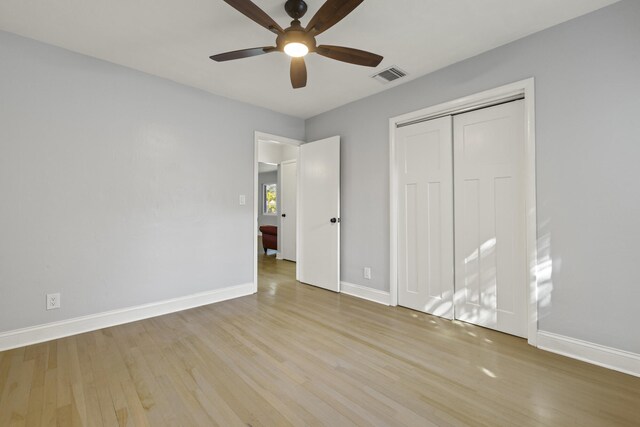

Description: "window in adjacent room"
263 183 277 215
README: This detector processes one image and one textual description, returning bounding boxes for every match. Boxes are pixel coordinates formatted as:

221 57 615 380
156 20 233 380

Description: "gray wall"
258 170 279 228
306 0 640 353
0 31 304 333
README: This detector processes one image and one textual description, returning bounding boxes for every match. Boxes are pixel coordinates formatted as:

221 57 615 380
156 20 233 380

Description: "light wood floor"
1 251 639 426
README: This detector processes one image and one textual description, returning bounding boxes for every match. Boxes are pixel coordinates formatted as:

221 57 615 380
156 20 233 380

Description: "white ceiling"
0 0 618 119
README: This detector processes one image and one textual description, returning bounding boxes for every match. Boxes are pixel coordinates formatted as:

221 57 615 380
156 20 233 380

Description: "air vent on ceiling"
371 66 407 84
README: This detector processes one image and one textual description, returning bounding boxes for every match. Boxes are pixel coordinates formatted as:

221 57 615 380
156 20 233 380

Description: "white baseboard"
0 282 254 352
340 281 391 306
537 331 640 377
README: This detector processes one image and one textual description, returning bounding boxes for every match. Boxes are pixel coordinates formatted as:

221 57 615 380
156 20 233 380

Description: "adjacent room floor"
1 252 638 426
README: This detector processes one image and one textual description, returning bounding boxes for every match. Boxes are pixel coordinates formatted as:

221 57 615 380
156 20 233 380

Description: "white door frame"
280 158 298 262
254 132 303 293
388 78 538 346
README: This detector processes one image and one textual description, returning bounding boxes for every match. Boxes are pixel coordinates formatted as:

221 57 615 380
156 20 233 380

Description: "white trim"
523 81 538 345
389 78 539 346
0 283 254 352
340 282 391 306
254 132 304 290
537 331 640 378
389 120 398 307
254 135 260 292
294 156 301 281
280 158 298 263
280 159 298 165
255 131 304 148
391 81 531 126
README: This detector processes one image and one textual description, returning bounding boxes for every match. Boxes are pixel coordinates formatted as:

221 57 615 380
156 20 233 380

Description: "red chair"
259 226 278 253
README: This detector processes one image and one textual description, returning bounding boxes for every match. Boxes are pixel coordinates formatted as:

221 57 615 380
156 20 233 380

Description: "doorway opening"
254 133 302 290
253 132 342 295
258 162 279 257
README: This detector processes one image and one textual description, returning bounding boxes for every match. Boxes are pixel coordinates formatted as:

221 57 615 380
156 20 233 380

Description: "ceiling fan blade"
290 57 307 89
223 0 284 34
305 0 364 35
210 46 276 62
316 45 383 67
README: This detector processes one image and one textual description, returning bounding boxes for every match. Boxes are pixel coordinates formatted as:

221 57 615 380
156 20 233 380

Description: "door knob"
330 217 340 223
282 214 286 217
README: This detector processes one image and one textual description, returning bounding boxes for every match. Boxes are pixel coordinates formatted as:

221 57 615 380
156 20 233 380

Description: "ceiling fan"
210 0 383 89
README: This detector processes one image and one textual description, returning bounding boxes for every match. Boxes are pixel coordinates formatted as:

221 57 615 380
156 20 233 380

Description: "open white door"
280 160 297 261
298 136 340 292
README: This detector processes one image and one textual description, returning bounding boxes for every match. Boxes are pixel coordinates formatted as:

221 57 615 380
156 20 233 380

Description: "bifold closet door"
396 116 455 318
453 100 527 337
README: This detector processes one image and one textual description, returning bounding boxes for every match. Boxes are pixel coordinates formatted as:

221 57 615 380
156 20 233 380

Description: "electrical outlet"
363 267 372 280
46 293 60 310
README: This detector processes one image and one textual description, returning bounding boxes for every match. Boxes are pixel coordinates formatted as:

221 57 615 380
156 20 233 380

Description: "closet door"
453 100 527 337
396 116 454 318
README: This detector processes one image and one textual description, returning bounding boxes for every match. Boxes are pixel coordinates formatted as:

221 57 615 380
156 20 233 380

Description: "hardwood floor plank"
0 348 35 426
40 366 57 427
119 380 150 427
24 354 45 426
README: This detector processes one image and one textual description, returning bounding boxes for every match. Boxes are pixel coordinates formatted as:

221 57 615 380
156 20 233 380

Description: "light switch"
239 195 246 205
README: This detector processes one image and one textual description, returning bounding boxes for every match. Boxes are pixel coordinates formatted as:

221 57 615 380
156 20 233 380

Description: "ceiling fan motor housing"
285 0 308 19
277 19 316 52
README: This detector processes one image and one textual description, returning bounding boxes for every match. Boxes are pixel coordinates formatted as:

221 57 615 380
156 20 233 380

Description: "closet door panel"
396 116 454 318
453 100 527 337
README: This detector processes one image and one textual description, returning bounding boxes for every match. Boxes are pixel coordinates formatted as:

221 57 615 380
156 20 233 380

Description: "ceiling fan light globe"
284 42 309 58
